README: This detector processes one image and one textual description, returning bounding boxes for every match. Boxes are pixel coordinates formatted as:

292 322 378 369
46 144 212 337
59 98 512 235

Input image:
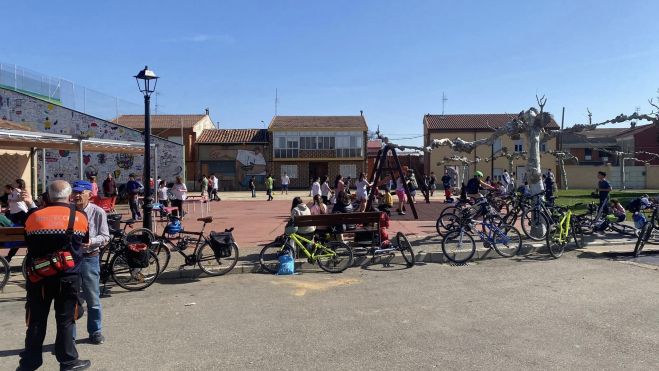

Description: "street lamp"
134 66 159 231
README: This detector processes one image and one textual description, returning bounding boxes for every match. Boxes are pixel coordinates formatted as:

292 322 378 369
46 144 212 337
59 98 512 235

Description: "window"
339 164 356 179
540 143 546 152
599 151 609 162
514 140 523 153
493 168 503 182
493 138 502 153
280 165 298 179
585 148 592 161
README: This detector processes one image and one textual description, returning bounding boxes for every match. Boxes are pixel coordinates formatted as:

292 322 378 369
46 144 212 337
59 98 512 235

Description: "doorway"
308 162 328 186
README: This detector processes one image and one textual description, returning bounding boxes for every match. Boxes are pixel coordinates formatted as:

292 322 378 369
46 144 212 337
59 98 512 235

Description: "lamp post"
134 66 158 231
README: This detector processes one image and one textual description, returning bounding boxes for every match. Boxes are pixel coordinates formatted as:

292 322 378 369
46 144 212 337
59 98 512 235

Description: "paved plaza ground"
0 250 657 370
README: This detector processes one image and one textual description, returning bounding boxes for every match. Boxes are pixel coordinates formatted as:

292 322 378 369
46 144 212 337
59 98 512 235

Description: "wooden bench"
294 212 382 246
0 227 26 264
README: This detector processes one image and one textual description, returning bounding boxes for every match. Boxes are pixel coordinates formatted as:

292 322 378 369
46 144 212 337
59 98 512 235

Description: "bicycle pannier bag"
126 243 150 268
210 231 234 258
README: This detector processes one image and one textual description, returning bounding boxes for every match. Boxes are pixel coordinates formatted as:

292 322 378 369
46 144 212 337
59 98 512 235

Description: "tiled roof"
617 123 653 137
424 113 560 130
269 116 368 130
562 128 628 145
197 129 269 144
112 114 206 130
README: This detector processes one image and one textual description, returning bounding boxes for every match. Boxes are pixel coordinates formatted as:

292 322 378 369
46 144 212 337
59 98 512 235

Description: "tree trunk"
620 157 626 190
558 159 568 190
526 129 544 195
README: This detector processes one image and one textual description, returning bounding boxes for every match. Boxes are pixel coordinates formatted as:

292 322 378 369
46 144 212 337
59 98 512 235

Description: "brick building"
268 115 368 188
113 110 215 187
196 129 269 191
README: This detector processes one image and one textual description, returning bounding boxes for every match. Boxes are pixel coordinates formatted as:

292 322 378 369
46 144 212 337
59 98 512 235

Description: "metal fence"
0 62 141 121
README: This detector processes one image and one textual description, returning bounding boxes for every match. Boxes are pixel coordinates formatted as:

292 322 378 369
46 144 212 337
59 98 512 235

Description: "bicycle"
259 225 354 274
520 192 554 241
366 232 415 267
545 206 582 259
100 217 160 291
441 211 522 264
436 197 497 237
634 205 659 257
0 255 9 290
151 215 239 276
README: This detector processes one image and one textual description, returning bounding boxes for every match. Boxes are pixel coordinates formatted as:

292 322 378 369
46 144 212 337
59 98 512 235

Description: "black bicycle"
100 215 160 291
634 205 659 257
151 215 239 276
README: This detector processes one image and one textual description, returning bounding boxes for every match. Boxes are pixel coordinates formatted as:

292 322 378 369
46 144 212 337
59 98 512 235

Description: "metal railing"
0 62 142 121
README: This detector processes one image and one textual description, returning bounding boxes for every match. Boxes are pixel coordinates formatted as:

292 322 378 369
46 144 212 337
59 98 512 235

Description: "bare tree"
438 155 481 185
593 147 659 190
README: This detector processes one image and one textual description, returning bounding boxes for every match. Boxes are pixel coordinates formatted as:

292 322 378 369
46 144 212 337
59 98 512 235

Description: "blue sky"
2 0 658 146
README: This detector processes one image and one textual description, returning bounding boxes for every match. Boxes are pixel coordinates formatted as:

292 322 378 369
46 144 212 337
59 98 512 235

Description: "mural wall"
198 144 269 191
0 88 183 188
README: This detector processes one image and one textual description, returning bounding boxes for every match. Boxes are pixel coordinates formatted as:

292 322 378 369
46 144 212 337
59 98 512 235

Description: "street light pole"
134 66 159 231
143 92 153 230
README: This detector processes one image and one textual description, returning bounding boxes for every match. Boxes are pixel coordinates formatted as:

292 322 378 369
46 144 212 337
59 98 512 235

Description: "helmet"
474 171 484 178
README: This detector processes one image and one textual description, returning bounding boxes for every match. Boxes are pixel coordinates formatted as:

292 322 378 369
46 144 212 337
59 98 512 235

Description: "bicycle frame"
286 233 336 261
159 220 209 260
553 209 572 244
473 219 509 245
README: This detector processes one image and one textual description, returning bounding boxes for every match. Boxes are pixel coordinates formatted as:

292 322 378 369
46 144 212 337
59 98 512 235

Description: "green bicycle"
259 227 354 274
545 205 583 259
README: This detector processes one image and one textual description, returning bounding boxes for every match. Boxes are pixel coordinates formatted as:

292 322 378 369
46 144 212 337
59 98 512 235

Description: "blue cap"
72 180 93 192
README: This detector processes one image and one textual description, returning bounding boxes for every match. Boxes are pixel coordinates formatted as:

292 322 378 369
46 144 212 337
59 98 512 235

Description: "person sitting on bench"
291 197 316 235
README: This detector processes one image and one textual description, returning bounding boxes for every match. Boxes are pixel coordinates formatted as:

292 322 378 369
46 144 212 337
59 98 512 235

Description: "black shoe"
60 360 91 371
90 332 105 344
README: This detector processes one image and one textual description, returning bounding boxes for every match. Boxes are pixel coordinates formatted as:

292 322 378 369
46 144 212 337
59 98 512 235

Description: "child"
157 180 169 217
378 186 393 214
309 194 328 215
609 199 626 222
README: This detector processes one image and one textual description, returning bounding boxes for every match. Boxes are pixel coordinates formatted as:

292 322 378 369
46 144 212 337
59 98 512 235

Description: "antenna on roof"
154 91 161 114
261 120 265 129
441 92 448 115
632 106 640 128
275 88 279 116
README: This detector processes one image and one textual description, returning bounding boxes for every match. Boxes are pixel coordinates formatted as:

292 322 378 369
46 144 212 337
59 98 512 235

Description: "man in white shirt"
209 174 220 201
72 180 110 345
281 172 290 195
502 169 511 194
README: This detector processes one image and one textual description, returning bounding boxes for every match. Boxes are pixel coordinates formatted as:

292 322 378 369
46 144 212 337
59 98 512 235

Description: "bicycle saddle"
197 216 213 223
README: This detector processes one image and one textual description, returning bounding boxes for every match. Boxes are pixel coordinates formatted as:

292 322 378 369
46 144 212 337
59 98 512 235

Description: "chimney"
360 110 363 117
205 108 210 116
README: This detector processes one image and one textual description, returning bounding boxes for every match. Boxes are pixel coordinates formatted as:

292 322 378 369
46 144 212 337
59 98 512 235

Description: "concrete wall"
564 164 647 189
0 88 183 187
198 143 269 191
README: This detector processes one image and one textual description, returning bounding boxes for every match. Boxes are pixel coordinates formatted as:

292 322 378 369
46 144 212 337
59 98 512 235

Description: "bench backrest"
0 227 26 243
294 212 381 227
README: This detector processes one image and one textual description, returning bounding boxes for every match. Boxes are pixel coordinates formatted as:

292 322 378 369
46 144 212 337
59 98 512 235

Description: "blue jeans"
251 189 256 197
79 255 102 336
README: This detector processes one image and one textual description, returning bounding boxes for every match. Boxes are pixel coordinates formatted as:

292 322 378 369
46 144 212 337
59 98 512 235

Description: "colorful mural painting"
0 88 183 185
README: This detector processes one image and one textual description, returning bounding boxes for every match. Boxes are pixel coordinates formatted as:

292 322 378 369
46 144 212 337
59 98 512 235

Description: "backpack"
466 178 480 194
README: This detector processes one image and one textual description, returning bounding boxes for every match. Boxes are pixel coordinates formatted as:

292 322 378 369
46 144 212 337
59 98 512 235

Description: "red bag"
52 251 75 271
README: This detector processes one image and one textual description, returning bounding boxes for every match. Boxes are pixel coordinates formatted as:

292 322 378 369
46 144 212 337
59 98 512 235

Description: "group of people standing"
14 179 111 370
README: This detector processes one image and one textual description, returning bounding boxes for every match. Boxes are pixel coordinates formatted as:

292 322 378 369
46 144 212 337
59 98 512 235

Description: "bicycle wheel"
110 250 160 291
259 240 291 274
151 240 172 274
491 224 522 257
634 223 652 257
521 209 551 241
0 256 9 290
435 207 459 237
196 242 239 276
570 219 584 249
546 227 565 259
608 223 638 237
317 241 353 273
395 232 415 267
441 229 476 264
